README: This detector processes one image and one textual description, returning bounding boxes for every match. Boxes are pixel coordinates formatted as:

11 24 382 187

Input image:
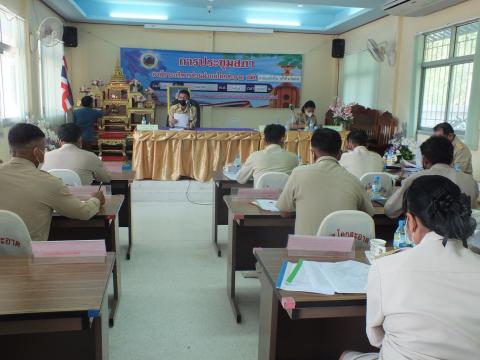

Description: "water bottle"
296 154 302 165
393 220 406 249
454 163 462 172
141 115 147 125
233 154 241 169
371 176 382 199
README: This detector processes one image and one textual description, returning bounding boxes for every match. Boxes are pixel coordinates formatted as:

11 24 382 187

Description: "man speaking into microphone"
168 89 198 129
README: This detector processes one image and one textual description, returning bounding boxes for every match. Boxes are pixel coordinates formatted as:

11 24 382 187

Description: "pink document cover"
69 186 110 199
287 235 354 254
103 161 122 173
32 240 106 258
236 188 280 199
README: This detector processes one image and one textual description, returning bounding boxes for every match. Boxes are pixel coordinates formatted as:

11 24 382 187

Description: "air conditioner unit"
383 0 468 16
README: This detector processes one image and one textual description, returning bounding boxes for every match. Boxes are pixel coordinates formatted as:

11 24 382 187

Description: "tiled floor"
110 181 259 360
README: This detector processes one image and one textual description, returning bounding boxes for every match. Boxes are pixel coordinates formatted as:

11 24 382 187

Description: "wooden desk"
255 248 375 360
224 195 295 323
0 254 115 360
103 161 135 260
49 195 124 327
211 170 252 257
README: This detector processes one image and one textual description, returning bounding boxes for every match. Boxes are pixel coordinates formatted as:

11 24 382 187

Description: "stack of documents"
253 199 279 212
276 259 370 295
173 113 189 128
223 171 238 180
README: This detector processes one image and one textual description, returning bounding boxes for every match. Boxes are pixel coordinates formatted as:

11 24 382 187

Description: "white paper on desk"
223 172 238 181
173 113 189 128
255 199 279 212
307 260 370 294
278 262 335 295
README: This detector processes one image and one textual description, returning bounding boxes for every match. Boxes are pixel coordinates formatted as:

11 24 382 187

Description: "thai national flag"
61 55 74 112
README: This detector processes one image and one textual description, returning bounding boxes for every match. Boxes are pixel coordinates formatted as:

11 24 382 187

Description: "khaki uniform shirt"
384 163 478 219
168 103 197 128
339 146 385 179
452 136 472 174
236 144 298 185
42 144 111 185
367 232 480 360
291 113 321 129
0 158 100 241
276 156 374 235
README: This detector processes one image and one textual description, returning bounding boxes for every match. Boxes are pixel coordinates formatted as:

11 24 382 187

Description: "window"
340 50 380 108
39 40 64 124
0 6 27 123
418 21 479 132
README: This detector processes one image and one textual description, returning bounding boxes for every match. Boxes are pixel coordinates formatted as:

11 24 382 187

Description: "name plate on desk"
234 188 281 199
136 124 159 131
32 240 107 263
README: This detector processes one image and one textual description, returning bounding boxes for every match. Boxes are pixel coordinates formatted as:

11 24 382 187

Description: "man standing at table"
0 123 105 241
74 95 103 151
277 128 374 236
168 90 197 129
340 129 384 178
42 123 111 185
237 124 298 185
433 122 472 174
384 135 478 219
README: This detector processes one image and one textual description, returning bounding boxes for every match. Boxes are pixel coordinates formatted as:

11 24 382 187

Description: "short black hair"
264 124 286 144
403 175 475 246
301 100 316 113
433 122 454 135
347 129 368 147
420 136 454 165
81 96 94 107
311 128 341 156
58 123 81 143
178 89 190 98
8 123 45 148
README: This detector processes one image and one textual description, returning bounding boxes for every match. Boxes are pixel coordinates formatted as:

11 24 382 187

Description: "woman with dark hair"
342 175 480 360
291 100 320 130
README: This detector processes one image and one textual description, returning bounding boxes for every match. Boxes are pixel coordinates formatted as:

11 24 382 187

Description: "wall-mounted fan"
37 17 63 47
367 38 396 67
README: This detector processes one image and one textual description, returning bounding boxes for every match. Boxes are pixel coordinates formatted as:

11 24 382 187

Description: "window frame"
417 20 478 133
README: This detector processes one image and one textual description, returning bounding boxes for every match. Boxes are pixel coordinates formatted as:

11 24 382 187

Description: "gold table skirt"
132 130 348 182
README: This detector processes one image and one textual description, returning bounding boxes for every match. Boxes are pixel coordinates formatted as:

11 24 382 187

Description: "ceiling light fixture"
297 4 304 7
246 19 301 27
144 24 274 33
110 12 168 21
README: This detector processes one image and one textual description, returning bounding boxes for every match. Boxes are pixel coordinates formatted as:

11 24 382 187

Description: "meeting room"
1 0 480 359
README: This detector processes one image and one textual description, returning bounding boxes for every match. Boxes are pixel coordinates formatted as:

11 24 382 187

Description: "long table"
256 248 375 360
223 195 394 323
0 253 115 360
49 195 124 326
132 129 349 182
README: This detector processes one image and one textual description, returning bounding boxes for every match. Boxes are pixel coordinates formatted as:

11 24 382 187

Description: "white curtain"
0 5 27 124
39 41 64 125
339 50 380 108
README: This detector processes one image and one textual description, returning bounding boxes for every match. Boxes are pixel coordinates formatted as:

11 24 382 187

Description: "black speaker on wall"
332 39 345 58
63 26 78 47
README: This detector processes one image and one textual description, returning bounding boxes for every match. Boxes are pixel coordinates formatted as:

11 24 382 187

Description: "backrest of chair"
349 104 379 139
48 169 82 186
360 172 395 196
0 210 32 256
376 111 397 147
317 210 375 250
255 172 290 190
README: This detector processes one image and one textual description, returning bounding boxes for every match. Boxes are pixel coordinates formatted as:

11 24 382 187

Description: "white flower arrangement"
35 119 59 151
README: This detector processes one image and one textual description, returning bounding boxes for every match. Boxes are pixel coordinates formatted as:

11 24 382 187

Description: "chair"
48 169 82 186
255 172 290 190
360 172 396 197
317 210 375 250
371 111 397 155
0 210 32 256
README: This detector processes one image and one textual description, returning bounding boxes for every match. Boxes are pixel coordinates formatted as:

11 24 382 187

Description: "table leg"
258 266 278 360
93 275 110 360
126 184 132 260
107 216 121 327
212 182 221 257
227 211 241 323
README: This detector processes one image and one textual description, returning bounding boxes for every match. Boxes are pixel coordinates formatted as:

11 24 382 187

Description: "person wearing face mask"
168 89 197 129
291 100 319 130
341 175 480 360
277 128 373 235
384 136 478 219
0 123 105 242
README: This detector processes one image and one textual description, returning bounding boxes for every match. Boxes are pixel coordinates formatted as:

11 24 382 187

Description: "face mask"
179 100 187 106
305 112 313 117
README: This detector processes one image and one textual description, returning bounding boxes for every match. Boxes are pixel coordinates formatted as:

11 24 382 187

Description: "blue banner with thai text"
120 48 302 108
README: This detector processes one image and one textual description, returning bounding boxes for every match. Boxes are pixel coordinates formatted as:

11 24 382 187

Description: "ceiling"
41 0 387 34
